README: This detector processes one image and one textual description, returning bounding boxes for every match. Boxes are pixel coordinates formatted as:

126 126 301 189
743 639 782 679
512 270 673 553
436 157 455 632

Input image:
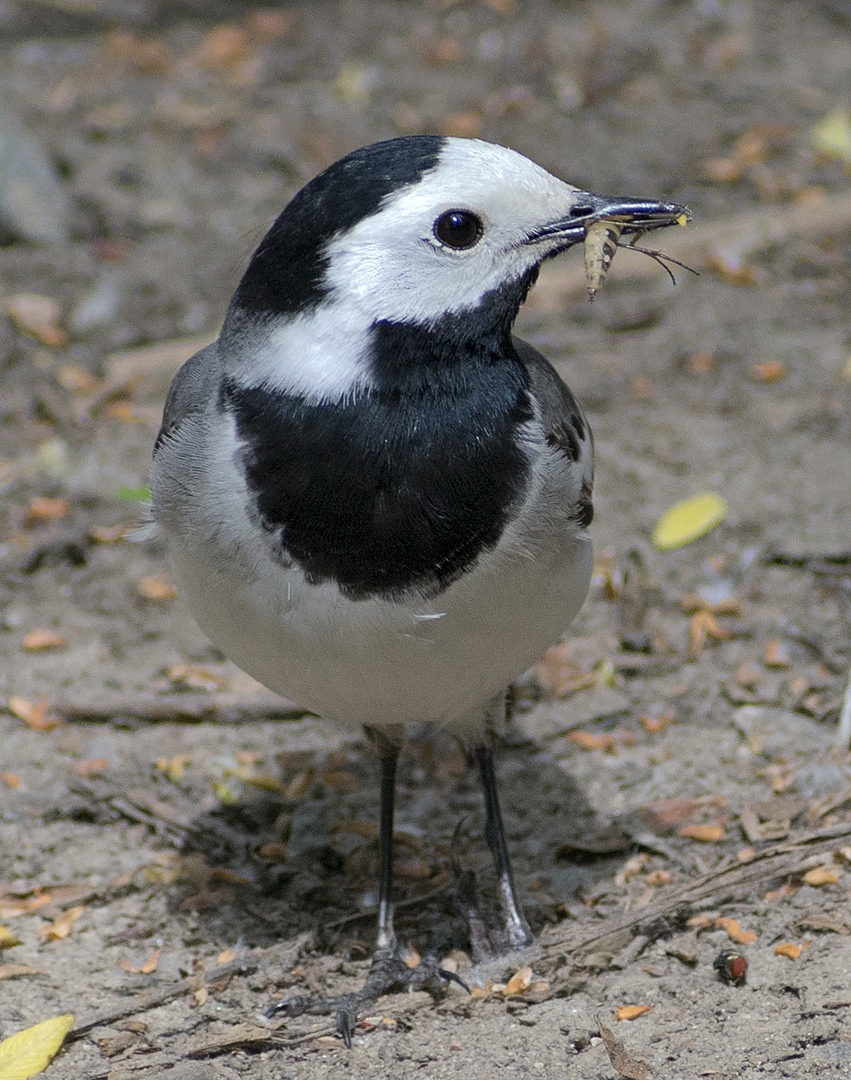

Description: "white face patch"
322 138 586 326
236 305 375 402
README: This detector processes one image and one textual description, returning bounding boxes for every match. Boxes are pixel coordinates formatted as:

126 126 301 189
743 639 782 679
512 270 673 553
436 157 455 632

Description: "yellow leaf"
812 108 851 163
652 492 727 551
615 1004 654 1021
0 1014 74 1078
0 925 21 949
803 866 840 887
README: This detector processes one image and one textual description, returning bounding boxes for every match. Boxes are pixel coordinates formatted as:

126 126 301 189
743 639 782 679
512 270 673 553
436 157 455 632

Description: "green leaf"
115 486 151 502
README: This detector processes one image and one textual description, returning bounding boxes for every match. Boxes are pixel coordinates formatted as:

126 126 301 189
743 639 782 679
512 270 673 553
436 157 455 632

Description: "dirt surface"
1 2 850 1077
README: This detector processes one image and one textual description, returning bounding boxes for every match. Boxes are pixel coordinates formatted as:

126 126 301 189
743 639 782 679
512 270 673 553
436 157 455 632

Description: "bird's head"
231 136 687 332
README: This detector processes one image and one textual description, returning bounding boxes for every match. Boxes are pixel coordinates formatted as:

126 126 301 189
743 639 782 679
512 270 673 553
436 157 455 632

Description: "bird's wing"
154 342 220 452
512 337 593 465
513 336 594 528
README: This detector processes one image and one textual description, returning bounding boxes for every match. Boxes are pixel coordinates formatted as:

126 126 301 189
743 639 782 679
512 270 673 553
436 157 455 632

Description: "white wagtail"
149 136 687 1040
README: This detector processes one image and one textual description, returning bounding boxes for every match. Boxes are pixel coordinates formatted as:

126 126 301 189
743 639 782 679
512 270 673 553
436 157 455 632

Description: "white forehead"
322 138 581 324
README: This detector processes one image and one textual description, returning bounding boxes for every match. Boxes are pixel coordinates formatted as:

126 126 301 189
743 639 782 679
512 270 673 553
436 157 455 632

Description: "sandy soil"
1 2 850 1077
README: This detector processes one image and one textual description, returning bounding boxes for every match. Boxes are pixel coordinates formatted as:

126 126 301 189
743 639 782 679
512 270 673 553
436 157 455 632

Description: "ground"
1 1 850 1077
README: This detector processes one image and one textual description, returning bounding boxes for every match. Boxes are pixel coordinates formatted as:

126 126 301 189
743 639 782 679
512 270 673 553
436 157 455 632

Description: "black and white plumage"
150 136 686 1036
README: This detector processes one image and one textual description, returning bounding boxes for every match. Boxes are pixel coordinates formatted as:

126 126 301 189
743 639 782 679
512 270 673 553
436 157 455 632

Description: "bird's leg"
475 743 534 950
375 733 399 951
267 727 465 1046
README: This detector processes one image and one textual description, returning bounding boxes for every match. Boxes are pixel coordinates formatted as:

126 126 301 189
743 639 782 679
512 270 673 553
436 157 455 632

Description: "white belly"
170 529 591 736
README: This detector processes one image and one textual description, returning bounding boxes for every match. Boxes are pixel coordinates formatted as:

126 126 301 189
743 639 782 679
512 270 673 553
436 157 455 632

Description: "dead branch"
538 822 851 973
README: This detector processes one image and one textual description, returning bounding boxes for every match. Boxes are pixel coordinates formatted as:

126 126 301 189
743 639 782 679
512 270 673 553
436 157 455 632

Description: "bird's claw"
266 945 469 1046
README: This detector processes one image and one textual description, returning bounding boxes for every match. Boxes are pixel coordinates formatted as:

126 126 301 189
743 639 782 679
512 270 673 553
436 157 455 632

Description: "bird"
149 135 687 1042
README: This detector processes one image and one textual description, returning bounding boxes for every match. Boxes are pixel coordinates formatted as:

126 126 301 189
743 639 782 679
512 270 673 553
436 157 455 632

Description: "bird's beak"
528 193 690 251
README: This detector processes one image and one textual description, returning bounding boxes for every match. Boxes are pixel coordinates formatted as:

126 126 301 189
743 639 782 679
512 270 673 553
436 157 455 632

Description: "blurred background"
1 3 850 1076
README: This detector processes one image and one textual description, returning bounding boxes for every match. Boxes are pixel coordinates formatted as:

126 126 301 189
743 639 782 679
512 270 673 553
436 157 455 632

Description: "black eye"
433 210 483 249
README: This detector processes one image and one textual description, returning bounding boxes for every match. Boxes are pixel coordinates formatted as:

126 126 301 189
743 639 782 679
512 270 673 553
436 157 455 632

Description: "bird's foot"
265 943 468 1048
453 851 534 965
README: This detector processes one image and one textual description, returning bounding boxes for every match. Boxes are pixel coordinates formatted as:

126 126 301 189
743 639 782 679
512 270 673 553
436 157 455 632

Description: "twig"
538 822 851 973
68 955 263 1040
52 694 310 725
764 550 851 570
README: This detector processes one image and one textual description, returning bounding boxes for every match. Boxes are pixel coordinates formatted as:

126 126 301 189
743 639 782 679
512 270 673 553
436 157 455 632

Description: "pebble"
0 101 71 244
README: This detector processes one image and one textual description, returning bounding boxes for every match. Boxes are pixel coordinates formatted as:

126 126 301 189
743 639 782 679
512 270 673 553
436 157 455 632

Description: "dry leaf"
688 610 733 655
7 697 60 732
196 24 251 68
639 710 675 734
0 1013 75 1079
502 966 533 996
3 293 67 346
803 866 840 887
402 944 421 969
97 1031 139 1058
167 664 227 691
137 574 178 601
21 630 68 653
633 796 721 835
155 754 191 782
774 942 803 959
89 523 128 544
217 947 237 964
22 498 70 526
535 642 596 697
103 401 148 424
715 917 758 945
39 906 85 942
615 1004 654 1021
257 843 287 862
679 823 726 843
763 638 793 669
749 360 787 384
681 592 743 616
683 350 715 374
704 254 760 285
598 1018 649 1080
72 758 108 778
1 772 23 789
56 364 99 394
139 948 161 974
652 492 727 551
0 893 53 920
568 730 617 752
283 769 313 799
116 949 161 974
